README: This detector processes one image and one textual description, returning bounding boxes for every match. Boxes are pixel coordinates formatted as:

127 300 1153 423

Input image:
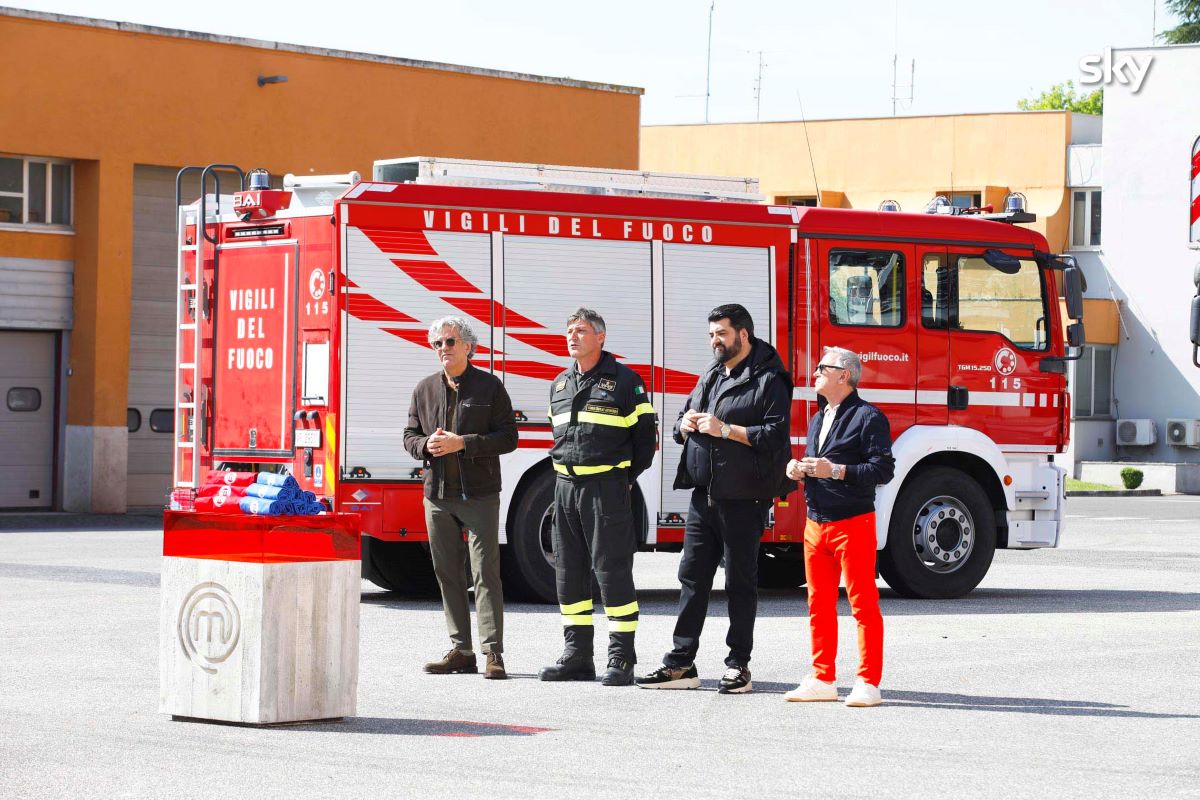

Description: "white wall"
1097 44 1200 464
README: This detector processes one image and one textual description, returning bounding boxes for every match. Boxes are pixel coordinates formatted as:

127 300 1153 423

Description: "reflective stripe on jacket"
548 351 657 480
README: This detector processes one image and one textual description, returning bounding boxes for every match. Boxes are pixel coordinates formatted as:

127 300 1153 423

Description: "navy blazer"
803 390 895 522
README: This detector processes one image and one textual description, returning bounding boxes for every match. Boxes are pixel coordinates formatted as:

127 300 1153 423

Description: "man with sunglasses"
404 316 518 679
784 346 894 707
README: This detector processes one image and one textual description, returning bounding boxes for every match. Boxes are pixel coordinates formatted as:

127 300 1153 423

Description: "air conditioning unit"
1166 419 1200 447
1115 418 1157 446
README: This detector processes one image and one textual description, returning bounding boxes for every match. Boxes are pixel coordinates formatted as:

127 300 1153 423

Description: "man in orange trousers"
785 346 894 707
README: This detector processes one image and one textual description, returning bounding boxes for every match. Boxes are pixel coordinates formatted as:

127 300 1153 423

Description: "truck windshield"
956 256 1049 351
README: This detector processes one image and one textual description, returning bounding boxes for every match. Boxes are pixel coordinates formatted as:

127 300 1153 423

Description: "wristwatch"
830 463 843 480
720 423 731 439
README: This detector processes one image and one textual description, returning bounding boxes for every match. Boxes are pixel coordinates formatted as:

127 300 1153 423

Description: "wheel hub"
911 496 974 574
538 506 556 568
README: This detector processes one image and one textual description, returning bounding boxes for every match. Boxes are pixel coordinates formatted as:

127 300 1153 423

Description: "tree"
1160 0 1200 44
1017 81 1103 116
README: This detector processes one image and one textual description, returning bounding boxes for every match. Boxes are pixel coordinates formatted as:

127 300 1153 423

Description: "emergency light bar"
374 156 762 203
283 172 362 189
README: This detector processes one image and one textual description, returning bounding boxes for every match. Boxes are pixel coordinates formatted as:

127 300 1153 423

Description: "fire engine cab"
171 157 1087 601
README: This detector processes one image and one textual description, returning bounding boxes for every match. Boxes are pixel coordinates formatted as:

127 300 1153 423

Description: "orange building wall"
0 12 641 435
640 112 1076 253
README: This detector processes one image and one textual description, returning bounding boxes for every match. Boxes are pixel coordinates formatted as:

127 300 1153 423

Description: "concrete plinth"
158 512 361 725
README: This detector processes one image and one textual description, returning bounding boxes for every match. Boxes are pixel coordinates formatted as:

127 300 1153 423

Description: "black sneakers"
718 666 752 694
538 653 597 682
635 663 701 689
601 658 635 686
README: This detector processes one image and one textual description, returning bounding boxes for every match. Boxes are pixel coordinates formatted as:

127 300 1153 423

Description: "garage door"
0 330 56 509
129 166 204 507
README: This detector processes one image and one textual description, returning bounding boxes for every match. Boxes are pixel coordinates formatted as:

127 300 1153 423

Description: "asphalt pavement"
1 496 1197 799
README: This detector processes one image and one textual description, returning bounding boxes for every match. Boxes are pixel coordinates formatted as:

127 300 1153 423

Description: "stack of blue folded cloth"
239 472 327 516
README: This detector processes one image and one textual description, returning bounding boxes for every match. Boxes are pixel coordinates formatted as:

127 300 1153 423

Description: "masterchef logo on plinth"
178 581 241 674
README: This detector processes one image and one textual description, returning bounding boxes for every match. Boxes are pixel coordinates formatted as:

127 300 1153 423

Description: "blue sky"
7 0 1178 123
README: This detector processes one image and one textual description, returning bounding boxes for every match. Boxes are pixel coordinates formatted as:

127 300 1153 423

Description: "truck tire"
877 466 996 599
501 468 559 603
361 536 440 596
757 546 807 589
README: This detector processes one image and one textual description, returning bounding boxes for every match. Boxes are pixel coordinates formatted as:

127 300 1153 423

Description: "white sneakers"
845 678 883 707
784 674 882 706
783 674 838 702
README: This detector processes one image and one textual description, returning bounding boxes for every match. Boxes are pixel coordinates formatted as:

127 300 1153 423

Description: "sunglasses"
815 363 846 373
431 338 459 350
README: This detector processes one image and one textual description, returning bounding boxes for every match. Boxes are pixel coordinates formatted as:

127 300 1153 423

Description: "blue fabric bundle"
257 472 299 489
239 495 289 516
240 474 325 515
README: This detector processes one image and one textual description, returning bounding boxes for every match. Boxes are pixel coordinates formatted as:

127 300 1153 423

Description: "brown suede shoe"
424 649 477 674
484 652 507 680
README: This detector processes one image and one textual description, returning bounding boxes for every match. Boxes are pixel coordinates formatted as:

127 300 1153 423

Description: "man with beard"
636 304 793 694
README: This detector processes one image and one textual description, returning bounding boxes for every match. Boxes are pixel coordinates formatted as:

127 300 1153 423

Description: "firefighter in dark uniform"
538 307 658 686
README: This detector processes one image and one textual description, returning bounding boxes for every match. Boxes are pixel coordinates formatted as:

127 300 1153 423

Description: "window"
1073 345 1114 418
955 256 1049 350
921 255 951 329
828 249 905 327
781 196 818 207
1070 189 1102 249
149 408 175 434
127 408 142 432
943 192 981 210
0 155 72 227
6 387 41 412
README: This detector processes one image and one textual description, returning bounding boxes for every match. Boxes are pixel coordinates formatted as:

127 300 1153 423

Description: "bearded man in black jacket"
637 304 793 695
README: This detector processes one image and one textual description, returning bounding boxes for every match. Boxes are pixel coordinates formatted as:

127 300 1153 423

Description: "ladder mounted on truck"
372 156 763 203
171 165 245 492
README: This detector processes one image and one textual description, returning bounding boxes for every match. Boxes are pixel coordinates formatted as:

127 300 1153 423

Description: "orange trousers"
803 512 883 686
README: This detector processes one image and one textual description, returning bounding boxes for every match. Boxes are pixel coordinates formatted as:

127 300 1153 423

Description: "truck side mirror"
1064 266 1085 320
1067 321 1085 349
1192 263 1200 367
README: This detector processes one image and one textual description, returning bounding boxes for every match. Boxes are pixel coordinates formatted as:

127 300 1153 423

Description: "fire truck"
171 157 1086 601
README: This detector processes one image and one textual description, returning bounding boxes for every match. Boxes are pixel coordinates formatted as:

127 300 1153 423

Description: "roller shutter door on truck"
0 330 56 509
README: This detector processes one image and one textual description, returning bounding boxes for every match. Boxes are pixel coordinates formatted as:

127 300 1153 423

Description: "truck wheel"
757 546 807 589
877 466 996 599
501 468 558 603
361 537 440 596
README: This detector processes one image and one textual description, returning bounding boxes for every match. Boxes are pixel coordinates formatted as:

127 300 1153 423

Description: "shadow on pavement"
878 689 1200 719
6 563 1200 620
297 717 554 736
0 511 161 532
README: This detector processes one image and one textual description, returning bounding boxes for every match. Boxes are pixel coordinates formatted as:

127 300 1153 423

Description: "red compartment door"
211 242 298 458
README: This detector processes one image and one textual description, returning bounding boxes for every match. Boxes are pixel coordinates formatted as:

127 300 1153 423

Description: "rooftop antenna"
891 0 914 116
753 50 766 121
705 1 716 122
795 91 821 204
891 56 914 116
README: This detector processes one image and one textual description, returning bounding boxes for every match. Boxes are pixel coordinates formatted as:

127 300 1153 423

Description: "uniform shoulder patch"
555 380 567 392
598 377 617 392
634 384 645 395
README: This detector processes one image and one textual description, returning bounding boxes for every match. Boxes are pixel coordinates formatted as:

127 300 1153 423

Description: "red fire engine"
171 157 1086 601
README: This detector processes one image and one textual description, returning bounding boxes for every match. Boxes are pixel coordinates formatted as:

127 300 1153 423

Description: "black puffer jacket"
673 337 795 501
